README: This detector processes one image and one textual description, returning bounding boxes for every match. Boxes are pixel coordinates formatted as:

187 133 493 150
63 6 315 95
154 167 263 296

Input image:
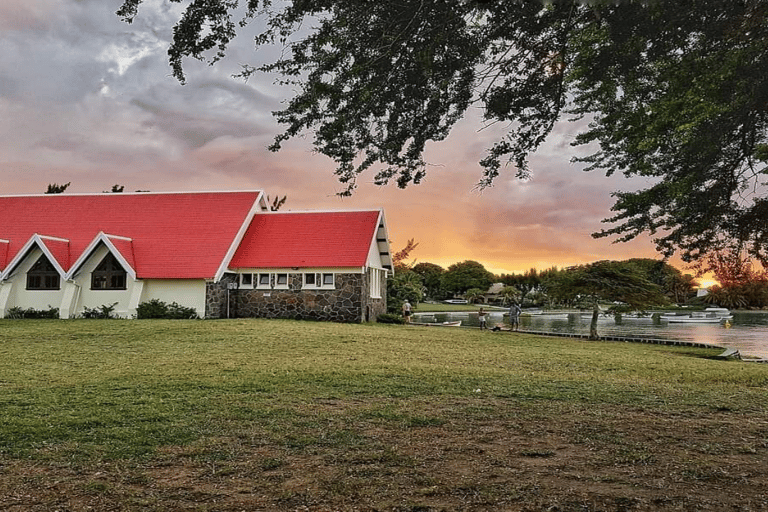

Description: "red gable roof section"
0 191 262 279
39 237 71 272
229 211 381 269
105 235 137 274
0 240 8 270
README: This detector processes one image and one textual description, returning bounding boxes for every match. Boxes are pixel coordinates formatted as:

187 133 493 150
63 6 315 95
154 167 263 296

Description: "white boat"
704 307 731 316
617 312 655 321
663 312 731 323
414 320 462 327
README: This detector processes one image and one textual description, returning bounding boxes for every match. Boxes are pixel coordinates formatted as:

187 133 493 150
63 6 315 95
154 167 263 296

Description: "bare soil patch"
2 399 767 511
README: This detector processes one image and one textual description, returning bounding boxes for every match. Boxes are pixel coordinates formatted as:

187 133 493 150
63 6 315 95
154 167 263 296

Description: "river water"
413 310 768 360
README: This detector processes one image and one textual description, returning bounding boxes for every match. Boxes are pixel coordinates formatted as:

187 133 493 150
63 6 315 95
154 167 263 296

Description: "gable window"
91 253 127 290
27 255 60 290
303 272 335 290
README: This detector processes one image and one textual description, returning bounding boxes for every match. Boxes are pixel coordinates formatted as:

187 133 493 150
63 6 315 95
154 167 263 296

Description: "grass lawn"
1 319 767 511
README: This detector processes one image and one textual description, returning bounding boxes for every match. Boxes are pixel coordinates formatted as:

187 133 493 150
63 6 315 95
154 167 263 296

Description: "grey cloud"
130 95 272 149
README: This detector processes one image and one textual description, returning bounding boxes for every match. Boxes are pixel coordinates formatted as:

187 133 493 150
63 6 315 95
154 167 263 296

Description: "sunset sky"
1 1 708 282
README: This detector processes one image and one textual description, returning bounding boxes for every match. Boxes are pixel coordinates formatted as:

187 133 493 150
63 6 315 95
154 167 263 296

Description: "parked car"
443 299 468 304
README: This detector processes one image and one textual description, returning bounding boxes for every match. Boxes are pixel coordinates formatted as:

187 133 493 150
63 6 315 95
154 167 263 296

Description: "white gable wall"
0 242 208 318
1 247 64 315
70 244 137 318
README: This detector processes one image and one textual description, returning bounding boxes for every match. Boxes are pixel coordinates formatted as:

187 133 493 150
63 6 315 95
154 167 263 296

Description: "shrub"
80 303 119 319
6 306 59 319
377 313 405 324
136 299 198 319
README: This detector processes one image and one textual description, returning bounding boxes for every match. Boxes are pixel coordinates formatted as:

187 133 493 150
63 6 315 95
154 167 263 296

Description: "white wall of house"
140 279 207 317
0 247 64 315
366 241 389 271
70 245 136 318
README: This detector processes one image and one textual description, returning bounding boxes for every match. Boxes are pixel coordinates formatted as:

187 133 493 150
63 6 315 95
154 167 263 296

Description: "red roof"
0 241 8 270
39 237 71 272
229 211 381 269
0 191 262 279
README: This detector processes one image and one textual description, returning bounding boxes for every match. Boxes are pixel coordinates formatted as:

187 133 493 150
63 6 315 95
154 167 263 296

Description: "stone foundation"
206 271 387 322
205 274 238 319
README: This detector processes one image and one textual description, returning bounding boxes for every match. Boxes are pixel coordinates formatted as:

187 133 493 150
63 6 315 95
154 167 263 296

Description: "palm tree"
464 288 484 304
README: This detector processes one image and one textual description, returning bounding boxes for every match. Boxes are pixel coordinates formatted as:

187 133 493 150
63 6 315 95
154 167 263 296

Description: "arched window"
27 254 60 290
91 253 127 290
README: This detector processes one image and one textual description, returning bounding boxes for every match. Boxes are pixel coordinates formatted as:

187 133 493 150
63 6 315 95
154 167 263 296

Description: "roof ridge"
0 189 264 198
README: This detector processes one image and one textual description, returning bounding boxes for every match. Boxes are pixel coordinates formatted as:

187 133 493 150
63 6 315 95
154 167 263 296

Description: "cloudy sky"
1 0 693 277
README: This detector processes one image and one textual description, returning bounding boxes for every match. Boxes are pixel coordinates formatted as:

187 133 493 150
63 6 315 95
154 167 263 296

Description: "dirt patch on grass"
2 399 767 511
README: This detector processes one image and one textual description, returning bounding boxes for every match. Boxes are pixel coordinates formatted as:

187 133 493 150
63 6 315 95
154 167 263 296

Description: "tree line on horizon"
389 248 768 314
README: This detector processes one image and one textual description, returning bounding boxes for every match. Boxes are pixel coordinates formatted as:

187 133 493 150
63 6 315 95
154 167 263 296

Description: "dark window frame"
26 255 60 290
91 253 127 290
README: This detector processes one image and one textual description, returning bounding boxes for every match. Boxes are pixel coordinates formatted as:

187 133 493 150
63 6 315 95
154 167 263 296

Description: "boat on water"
704 307 732 316
662 311 732 324
414 320 462 327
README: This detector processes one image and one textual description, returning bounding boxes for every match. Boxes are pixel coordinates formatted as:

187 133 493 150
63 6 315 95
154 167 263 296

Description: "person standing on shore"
509 303 522 331
478 307 487 330
402 300 412 323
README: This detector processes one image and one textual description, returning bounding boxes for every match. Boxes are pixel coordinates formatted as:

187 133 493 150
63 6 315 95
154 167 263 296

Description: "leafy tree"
46 182 70 194
464 288 485 305
386 269 422 314
442 260 494 297
392 239 419 272
118 0 768 264
544 261 668 340
622 258 698 304
498 269 542 298
412 262 446 300
703 286 749 310
499 285 522 307
701 250 768 308
107 184 125 193
664 273 700 305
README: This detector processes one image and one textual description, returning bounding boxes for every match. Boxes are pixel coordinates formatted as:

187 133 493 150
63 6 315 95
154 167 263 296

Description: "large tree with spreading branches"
118 0 768 264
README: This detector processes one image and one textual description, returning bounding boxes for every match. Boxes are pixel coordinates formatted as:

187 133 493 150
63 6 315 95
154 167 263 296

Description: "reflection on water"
413 310 768 359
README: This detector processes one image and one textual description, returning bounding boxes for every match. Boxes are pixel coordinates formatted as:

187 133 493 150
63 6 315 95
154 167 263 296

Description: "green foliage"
699 250 768 309
544 260 669 339
703 286 749 310
119 0 768 264
376 313 405 325
136 299 199 319
80 303 119 319
386 270 423 314
45 182 70 194
412 262 446 300
442 261 493 296
464 288 485 304
5 306 59 319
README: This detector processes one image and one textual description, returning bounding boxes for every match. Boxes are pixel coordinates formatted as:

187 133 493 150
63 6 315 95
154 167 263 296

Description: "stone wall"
205 271 387 323
205 274 237 319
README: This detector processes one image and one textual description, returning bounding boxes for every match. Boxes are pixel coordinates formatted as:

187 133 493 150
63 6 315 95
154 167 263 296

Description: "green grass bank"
1 319 767 510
